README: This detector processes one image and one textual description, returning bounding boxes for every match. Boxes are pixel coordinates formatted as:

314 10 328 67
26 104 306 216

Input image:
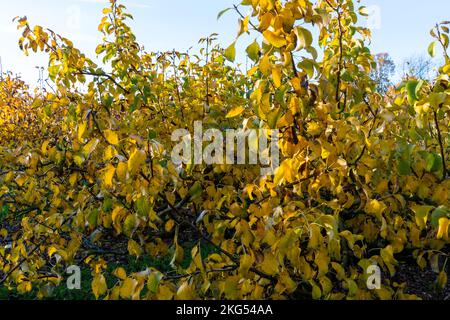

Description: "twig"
433 109 447 180
163 265 237 280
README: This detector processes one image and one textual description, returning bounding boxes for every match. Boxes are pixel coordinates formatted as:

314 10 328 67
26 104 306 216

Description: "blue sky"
0 0 449 85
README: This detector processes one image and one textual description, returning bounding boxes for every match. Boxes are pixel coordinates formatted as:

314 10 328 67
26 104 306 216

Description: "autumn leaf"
104 129 119 145
263 30 287 48
226 106 245 118
92 274 108 299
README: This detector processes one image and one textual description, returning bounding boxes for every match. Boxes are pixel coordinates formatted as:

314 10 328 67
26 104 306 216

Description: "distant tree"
370 53 395 94
401 55 435 80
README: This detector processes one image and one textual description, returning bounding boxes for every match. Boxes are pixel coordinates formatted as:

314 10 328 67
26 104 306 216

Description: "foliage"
0 0 449 300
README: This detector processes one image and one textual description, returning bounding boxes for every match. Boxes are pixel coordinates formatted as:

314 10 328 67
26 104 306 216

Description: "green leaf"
268 108 282 129
306 46 318 60
148 130 157 140
412 205 434 220
189 182 203 200
102 94 114 108
406 80 421 105
217 7 232 20
425 152 443 173
87 209 99 228
397 158 412 176
0 205 9 222
359 6 369 16
429 92 446 108
147 272 163 294
136 197 150 217
441 33 449 49
246 40 260 62
431 206 450 228
341 68 354 82
224 42 236 62
295 27 313 50
124 214 139 238
298 59 315 79
103 198 113 212
428 41 437 57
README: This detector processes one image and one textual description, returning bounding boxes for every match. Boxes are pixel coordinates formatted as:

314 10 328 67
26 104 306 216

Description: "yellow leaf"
263 30 287 48
311 281 322 300
92 274 107 299
78 122 87 141
307 122 323 136
120 278 138 299
17 281 32 294
104 129 119 145
116 161 128 182
82 138 99 157
411 205 434 230
157 284 174 300
48 246 58 257
437 271 447 291
319 276 333 296
74 154 85 166
192 245 205 273
170 238 184 268
365 199 386 220
315 250 330 276
239 254 254 276
69 173 78 187
260 252 279 275
437 217 449 239
128 149 146 175
128 239 143 257
259 55 271 76
175 281 193 300
226 106 245 118
41 140 49 155
165 219 175 233
238 15 250 36
170 228 185 266
103 145 118 161
380 245 398 276
15 174 27 187
102 164 115 188
272 66 282 88
113 267 127 280
308 224 322 249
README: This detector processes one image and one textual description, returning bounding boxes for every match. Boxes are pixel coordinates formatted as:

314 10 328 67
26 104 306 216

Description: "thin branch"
77 71 130 94
163 265 237 280
325 0 344 112
434 109 447 180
